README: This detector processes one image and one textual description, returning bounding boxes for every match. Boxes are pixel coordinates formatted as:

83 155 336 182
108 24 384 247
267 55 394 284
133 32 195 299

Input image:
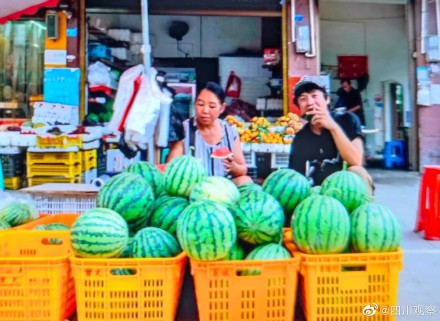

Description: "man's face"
342 81 351 92
296 89 330 116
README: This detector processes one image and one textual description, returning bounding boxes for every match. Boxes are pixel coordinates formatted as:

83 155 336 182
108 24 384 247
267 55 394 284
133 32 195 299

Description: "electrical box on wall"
46 12 59 40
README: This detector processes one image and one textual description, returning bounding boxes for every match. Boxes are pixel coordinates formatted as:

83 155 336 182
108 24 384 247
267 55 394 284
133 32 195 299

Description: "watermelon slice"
156 163 167 173
211 147 233 159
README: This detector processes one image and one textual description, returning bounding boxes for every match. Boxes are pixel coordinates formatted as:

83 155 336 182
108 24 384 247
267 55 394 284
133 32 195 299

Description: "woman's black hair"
201 81 226 104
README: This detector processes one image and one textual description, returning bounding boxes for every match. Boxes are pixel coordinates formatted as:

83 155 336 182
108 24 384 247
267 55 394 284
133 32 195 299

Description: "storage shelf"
88 26 130 48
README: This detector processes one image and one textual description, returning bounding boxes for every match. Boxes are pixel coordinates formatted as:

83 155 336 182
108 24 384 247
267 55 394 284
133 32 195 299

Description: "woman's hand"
223 155 238 177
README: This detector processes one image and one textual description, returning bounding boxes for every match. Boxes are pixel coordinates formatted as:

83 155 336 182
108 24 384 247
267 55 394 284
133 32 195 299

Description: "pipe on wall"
305 0 316 58
421 0 427 54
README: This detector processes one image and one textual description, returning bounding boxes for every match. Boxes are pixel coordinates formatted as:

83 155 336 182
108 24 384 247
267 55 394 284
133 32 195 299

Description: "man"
288 80 374 194
336 79 366 126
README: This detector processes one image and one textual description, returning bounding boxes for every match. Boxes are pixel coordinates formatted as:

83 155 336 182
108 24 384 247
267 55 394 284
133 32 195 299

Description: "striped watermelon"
0 202 36 227
125 161 164 197
46 223 70 230
262 169 311 225
131 227 181 258
292 195 350 254
350 203 402 253
242 243 291 275
111 268 134 275
223 242 245 260
164 155 206 197
150 196 189 236
237 183 262 195
0 220 10 230
230 190 284 245
127 214 149 237
310 186 322 196
119 237 133 258
190 176 240 207
177 200 236 261
71 208 129 258
33 224 48 230
320 170 370 212
97 172 155 224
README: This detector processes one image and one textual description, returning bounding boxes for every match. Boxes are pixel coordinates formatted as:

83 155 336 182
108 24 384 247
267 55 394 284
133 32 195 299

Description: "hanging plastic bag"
108 64 144 133
123 73 161 150
225 71 242 98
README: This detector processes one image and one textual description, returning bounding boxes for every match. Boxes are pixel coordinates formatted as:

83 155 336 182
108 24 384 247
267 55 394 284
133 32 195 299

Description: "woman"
167 82 252 186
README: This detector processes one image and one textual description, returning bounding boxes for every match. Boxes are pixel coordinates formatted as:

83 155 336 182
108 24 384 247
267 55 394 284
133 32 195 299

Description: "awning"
0 0 60 24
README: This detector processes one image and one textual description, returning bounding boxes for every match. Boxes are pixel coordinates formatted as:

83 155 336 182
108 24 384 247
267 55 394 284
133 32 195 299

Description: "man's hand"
307 107 337 131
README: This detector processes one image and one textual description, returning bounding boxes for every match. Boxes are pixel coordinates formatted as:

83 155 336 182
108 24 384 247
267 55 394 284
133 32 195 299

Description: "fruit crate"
0 152 25 177
243 151 256 168
28 176 82 186
27 163 82 178
14 213 80 230
21 184 98 214
284 240 403 321
27 151 82 165
271 152 290 169
4 176 22 190
36 135 82 149
82 156 97 171
190 254 300 321
0 231 75 321
70 252 187 321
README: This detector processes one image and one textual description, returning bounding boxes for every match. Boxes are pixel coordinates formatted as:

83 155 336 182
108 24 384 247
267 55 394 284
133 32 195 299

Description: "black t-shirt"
288 112 363 186
336 88 365 126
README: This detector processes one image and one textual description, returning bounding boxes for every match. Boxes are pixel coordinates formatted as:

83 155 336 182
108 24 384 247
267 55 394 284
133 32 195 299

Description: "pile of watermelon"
70 154 402 263
287 169 402 254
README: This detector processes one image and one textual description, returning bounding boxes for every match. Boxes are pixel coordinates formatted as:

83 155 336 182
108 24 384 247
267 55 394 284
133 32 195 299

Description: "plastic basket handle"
341 264 367 272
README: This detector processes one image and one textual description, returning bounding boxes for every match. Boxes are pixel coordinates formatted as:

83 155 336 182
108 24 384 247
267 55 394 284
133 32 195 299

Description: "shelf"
89 57 133 72
88 26 130 48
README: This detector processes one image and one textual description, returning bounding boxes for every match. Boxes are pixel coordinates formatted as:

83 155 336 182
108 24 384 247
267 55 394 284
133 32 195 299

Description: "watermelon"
126 214 149 237
211 146 233 159
150 196 189 236
0 220 10 230
0 202 35 227
230 190 284 245
237 183 262 195
97 172 155 225
223 242 245 260
310 186 322 196
292 195 350 254
111 268 134 275
119 237 134 258
177 200 236 261
33 224 48 230
320 170 370 213
350 203 402 253
163 155 206 197
189 176 240 207
262 168 311 225
45 223 70 230
125 161 164 197
131 227 181 258
242 243 291 275
71 208 129 258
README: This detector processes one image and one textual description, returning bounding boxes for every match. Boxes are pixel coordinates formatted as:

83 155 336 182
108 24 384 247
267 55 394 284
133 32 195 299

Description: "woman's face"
195 89 225 125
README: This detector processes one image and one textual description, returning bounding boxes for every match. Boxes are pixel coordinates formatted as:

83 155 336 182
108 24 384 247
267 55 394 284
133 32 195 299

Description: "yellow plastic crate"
37 135 82 149
191 254 300 321
82 149 97 160
284 240 403 321
4 176 21 190
28 176 82 187
82 157 97 171
27 151 82 165
0 231 75 321
27 163 82 178
71 252 187 321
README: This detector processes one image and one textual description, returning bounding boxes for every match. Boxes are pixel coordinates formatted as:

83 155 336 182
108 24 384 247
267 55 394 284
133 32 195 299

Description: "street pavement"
370 168 440 321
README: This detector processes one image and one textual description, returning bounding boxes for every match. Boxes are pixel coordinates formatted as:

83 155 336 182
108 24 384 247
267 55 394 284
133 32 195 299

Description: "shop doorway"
319 0 415 169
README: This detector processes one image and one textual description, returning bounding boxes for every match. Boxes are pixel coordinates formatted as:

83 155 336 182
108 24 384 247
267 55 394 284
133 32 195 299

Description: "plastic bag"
108 64 144 133
87 61 112 87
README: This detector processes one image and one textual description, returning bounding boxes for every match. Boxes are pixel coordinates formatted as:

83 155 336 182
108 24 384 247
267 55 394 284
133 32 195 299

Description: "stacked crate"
1 152 25 189
82 149 98 184
27 152 83 187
